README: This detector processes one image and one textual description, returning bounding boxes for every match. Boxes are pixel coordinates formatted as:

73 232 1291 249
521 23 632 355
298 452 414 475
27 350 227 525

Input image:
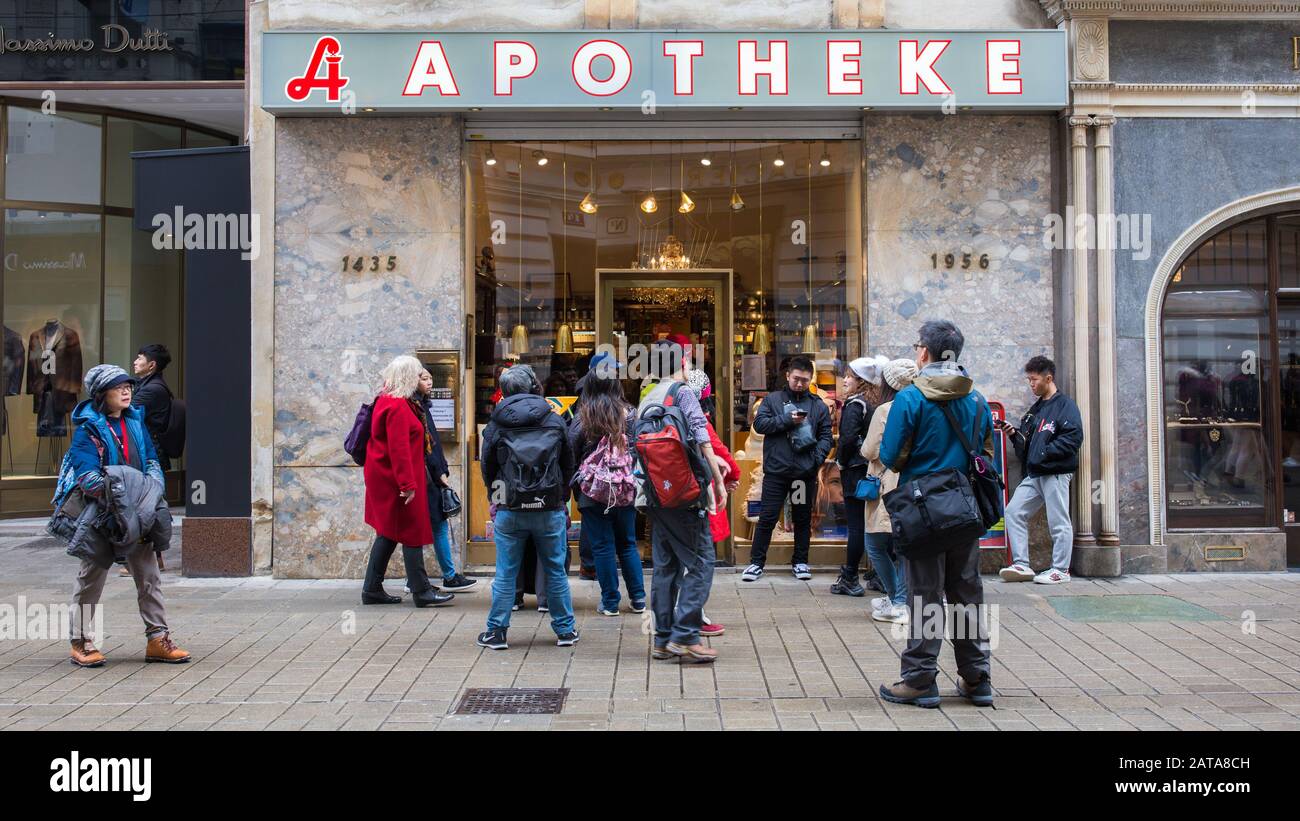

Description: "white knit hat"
848 355 890 386
883 358 919 391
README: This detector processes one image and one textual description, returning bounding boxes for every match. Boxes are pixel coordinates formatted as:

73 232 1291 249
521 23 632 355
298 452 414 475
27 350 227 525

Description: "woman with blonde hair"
860 358 919 623
361 355 454 607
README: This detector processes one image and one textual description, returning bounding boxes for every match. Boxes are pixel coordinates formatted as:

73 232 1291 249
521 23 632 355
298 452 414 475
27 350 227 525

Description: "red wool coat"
363 394 433 546
706 422 740 543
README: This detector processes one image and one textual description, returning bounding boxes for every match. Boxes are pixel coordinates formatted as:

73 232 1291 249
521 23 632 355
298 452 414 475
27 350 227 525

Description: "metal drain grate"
454 687 569 715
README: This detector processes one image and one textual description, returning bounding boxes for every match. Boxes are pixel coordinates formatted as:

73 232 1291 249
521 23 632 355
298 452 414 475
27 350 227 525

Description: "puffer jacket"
48 464 172 569
859 401 904 534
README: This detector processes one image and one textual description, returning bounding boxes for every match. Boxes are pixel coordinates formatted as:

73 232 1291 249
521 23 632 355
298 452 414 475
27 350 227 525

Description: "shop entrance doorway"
596 268 734 561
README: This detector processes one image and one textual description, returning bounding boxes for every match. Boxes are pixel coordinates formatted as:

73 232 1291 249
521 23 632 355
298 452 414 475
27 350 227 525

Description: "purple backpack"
577 435 636 512
344 400 374 466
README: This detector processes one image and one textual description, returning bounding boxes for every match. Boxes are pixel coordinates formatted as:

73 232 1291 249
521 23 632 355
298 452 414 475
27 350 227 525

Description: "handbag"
343 400 374 466
938 397 1005 530
883 467 985 560
852 474 882 501
439 485 462 518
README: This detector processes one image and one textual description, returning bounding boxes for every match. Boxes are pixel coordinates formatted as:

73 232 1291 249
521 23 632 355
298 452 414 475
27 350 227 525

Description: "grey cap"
84 364 134 397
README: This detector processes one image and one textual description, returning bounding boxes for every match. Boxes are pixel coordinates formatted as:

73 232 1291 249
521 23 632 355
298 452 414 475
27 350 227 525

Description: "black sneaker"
442 574 478 591
476 628 508 650
829 566 865 597
512 594 523 612
556 631 580 647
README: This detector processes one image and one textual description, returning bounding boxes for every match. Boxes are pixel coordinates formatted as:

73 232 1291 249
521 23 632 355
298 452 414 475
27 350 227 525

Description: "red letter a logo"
286 36 349 102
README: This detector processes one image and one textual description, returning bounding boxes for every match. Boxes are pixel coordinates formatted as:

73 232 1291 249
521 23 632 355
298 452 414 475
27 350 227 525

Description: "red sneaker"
701 622 725 637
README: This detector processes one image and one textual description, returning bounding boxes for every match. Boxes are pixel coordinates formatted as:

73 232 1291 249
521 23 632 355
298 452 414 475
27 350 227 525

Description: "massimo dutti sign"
261 30 1067 111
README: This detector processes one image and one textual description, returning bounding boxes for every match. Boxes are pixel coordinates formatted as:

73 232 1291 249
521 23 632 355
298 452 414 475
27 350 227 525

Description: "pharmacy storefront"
255 26 1070 577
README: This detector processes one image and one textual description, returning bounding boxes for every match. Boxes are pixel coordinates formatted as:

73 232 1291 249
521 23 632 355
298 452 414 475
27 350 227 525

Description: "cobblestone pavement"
2 536 1298 731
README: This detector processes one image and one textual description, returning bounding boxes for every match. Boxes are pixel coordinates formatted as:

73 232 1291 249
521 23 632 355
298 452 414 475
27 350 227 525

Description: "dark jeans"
363 535 432 595
579 522 595 571
843 491 867 570
747 471 817 567
583 505 645 610
900 538 991 688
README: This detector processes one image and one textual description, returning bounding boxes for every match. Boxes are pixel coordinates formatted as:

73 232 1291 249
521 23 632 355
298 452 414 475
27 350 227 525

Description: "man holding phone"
998 356 1083 584
742 355 835 582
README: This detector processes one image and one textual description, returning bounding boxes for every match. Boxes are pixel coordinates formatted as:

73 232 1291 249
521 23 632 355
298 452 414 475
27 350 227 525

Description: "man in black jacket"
477 364 579 651
742 355 835 582
132 344 174 471
996 356 1084 585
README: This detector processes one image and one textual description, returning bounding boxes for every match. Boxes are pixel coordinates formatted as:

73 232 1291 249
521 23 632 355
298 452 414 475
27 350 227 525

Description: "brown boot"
70 640 106 668
666 641 718 664
145 633 191 664
156 553 165 572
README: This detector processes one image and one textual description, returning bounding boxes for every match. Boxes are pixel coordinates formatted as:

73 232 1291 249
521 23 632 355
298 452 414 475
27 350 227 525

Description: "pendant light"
484 145 497 166
819 143 831 168
801 143 818 355
553 147 574 353
773 147 785 167
753 145 770 354
640 142 657 213
511 145 529 355
578 141 599 214
728 140 745 211
677 157 695 214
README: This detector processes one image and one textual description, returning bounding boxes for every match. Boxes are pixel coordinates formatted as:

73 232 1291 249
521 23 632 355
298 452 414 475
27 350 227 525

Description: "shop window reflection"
2 210 102 478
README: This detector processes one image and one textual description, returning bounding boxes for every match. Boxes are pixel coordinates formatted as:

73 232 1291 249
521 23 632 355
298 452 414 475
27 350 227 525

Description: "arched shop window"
1162 213 1300 529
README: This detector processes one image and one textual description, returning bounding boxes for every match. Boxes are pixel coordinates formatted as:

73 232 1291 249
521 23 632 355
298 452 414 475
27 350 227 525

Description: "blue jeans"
582 505 645 610
487 509 575 635
865 531 908 606
430 518 456 582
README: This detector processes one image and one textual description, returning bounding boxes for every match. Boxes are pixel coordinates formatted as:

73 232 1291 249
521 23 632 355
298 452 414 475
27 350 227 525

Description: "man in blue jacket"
878 320 994 709
997 356 1083 585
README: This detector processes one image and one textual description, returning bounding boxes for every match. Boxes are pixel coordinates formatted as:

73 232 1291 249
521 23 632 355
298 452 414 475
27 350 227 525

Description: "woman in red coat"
362 355 454 608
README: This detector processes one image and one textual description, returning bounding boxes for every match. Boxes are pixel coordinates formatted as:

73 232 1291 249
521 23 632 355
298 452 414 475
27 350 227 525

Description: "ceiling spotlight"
484 146 497 166
362 107 375 112
640 193 658 214
819 148 831 167
533 149 548 166
678 190 696 214
699 155 712 167
773 148 785 167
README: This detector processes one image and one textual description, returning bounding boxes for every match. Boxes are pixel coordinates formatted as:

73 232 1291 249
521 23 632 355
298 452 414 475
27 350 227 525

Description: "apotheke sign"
262 30 1067 111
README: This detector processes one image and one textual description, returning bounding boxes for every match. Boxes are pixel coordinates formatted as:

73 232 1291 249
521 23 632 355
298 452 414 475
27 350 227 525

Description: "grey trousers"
71 548 168 641
900 538 990 688
648 508 714 646
1005 473 1074 572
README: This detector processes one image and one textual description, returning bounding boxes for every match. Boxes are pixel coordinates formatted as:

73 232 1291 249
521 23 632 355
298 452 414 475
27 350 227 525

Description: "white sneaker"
792 563 812 581
870 596 890 612
872 604 909 624
741 564 764 582
1034 568 1070 585
999 563 1035 582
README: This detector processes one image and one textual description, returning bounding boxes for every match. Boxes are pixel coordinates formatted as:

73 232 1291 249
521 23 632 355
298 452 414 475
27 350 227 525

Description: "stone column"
1070 117 1096 548
1094 116 1120 546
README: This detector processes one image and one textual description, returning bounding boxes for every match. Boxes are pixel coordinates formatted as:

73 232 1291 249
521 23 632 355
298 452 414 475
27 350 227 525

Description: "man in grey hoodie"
878 320 995 709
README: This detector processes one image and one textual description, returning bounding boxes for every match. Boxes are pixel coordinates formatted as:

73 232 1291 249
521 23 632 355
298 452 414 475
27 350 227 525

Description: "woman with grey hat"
859 358 919 624
53 364 190 667
831 355 887 597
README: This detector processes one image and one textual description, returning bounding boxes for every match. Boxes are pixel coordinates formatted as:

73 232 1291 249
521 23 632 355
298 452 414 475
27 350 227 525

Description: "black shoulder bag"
938 397 1005 531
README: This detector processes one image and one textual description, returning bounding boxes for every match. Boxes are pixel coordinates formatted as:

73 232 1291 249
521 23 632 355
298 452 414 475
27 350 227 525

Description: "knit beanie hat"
883 358 919 391
84 364 134 398
848 355 890 386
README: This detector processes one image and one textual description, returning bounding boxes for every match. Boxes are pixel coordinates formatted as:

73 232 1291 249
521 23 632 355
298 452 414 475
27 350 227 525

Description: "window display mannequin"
2 325 23 439
26 318 83 437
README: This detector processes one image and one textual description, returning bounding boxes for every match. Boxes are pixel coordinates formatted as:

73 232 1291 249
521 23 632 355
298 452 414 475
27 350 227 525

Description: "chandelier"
625 286 714 311
635 234 693 270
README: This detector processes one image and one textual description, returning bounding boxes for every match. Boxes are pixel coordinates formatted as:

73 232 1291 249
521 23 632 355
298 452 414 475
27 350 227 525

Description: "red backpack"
633 381 712 510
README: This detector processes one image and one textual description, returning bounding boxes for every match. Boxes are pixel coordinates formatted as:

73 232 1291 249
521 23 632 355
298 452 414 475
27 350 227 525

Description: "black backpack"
160 395 186 459
938 395 1005 531
494 423 566 510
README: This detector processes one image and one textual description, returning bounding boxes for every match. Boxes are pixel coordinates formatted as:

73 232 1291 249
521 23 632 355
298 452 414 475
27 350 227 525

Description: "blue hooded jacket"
53 399 164 506
880 361 995 485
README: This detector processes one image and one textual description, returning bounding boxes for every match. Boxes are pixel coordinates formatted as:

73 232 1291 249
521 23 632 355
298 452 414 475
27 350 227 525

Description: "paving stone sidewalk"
1 535 1298 731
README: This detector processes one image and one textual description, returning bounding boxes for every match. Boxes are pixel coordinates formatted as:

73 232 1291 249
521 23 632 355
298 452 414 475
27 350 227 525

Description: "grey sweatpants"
71 548 168 641
1005 473 1074 572
648 508 714 647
